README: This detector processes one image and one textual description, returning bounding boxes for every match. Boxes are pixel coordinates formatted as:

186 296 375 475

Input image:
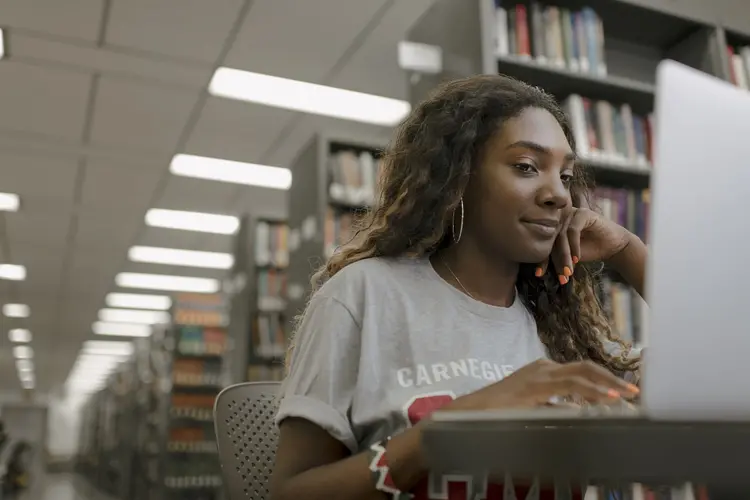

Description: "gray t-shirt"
277 258 545 453
276 256 634 499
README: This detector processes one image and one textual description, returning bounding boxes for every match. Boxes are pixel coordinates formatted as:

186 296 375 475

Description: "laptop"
641 60 750 420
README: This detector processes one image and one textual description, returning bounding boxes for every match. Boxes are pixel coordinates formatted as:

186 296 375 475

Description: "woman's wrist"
383 424 429 493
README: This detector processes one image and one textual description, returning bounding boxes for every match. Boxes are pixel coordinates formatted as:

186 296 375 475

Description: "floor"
17 473 115 500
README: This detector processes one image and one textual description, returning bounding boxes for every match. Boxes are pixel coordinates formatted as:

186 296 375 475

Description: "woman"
271 75 645 500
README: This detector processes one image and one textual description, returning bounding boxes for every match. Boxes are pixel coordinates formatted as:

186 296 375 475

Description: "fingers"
543 375 620 403
555 361 640 398
567 207 589 267
550 211 574 285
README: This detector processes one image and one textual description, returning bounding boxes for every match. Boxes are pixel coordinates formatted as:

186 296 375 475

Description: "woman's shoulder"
315 256 429 301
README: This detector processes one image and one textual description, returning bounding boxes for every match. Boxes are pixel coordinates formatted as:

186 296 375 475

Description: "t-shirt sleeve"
275 294 361 453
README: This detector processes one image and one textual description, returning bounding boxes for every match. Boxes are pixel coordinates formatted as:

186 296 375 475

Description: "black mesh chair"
214 381 281 500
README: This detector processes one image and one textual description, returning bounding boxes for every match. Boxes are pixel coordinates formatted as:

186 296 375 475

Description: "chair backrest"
214 381 281 500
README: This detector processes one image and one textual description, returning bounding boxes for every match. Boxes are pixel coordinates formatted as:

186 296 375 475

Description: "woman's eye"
561 173 574 184
514 163 536 174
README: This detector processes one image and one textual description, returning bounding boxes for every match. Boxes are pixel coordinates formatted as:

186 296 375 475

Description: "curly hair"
292 74 639 376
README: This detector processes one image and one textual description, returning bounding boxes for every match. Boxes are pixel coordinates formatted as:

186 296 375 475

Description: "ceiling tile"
0 0 104 42
13 246 66 295
0 151 79 213
90 77 199 154
74 210 141 251
106 0 244 62
138 226 208 250
81 159 163 211
224 0 389 82
0 61 91 141
5 212 73 252
186 97 296 163
122 261 228 279
330 0 436 99
157 176 242 214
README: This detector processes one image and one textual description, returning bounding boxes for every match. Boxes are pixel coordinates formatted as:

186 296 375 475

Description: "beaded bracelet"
367 438 415 499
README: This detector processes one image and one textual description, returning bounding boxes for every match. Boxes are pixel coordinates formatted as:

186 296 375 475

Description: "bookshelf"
405 0 738 346
723 28 750 89
227 215 288 383
285 133 386 326
130 293 228 500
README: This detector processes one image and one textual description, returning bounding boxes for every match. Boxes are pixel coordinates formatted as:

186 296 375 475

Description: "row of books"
594 187 650 242
728 45 750 89
258 268 287 302
601 276 648 346
169 406 213 422
165 441 217 453
324 208 356 257
256 221 289 268
563 94 654 169
172 359 222 387
252 314 286 359
164 476 222 489
248 364 284 382
328 149 383 207
170 393 215 408
494 1 606 76
173 293 228 327
169 427 207 442
176 326 227 356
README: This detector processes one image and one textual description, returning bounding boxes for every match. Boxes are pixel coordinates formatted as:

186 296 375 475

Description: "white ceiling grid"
0 0 435 393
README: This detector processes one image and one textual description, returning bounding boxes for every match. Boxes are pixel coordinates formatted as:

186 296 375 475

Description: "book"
255 221 289 268
563 94 653 169
493 2 607 76
328 148 383 207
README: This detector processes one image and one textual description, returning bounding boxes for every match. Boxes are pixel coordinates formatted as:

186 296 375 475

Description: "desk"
421 410 750 494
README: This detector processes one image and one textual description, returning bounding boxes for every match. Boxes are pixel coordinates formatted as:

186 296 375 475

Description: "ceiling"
0 0 434 395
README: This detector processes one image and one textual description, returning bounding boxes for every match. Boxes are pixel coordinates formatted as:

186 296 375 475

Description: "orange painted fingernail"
558 275 568 285
535 267 543 277
626 383 640 394
608 389 621 399
572 256 579 264
563 266 573 277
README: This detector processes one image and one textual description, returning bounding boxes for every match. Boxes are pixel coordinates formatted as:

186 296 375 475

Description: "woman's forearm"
273 425 428 500
608 232 648 299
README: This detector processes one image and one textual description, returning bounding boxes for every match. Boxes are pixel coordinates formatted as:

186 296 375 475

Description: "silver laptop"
641 60 750 420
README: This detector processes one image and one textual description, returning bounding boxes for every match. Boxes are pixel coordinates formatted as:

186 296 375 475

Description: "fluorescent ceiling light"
129 245 234 269
8 329 31 343
0 28 5 60
106 293 171 311
209 67 411 126
170 154 292 190
3 303 29 318
145 208 239 235
115 272 220 293
19 371 34 382
16 359 33 371
13 345 33 359
0 193 19 212
0 264 26 281
83 340 134 356
21 380 35 390
93 321 151 337
98 308 170 325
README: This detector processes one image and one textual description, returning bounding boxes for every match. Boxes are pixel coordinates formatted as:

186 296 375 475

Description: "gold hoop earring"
452 198 464 244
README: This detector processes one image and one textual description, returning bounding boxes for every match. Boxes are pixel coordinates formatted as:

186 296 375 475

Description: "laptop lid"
641 60 750 420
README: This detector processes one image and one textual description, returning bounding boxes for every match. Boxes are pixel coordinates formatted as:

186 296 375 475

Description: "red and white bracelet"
367 438 415 500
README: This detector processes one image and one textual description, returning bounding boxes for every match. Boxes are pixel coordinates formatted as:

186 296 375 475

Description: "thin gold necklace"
440 256 475 300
